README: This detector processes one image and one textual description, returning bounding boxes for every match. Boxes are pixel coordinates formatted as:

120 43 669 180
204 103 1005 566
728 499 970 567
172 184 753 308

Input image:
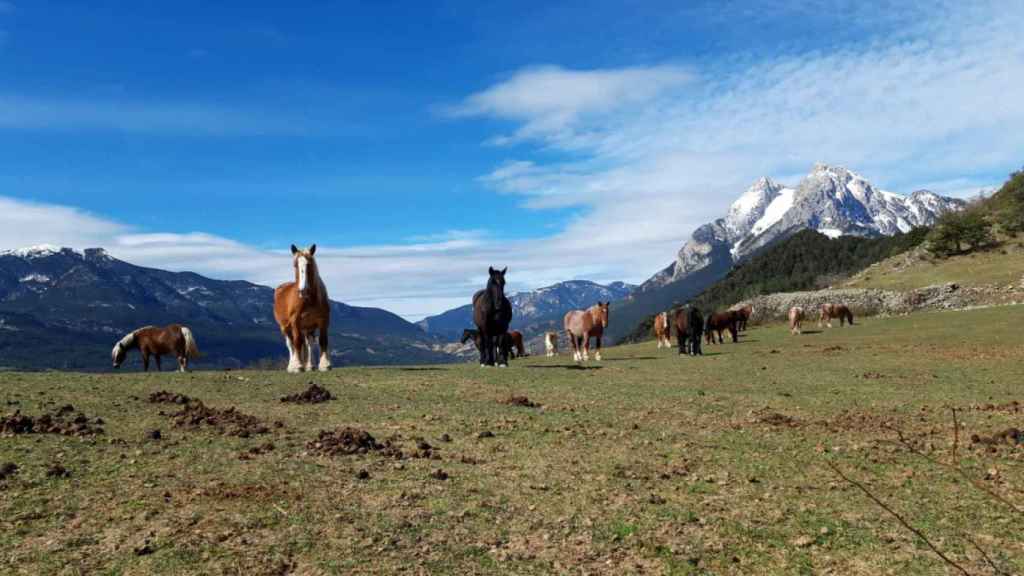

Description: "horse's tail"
181 327 201 359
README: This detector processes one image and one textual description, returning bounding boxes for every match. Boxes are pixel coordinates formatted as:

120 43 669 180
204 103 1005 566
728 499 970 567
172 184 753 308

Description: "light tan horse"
788 306 805 334
544 331 558 357
818 303 854 328
273 244 331 373
653 311 672 348
112 324 200 372
564 302 610 362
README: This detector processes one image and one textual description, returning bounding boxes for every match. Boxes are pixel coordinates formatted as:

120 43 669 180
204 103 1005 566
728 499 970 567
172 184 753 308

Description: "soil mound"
971 427 1022 447
501 395 540 408
750 408 800 427
307 427 405 459
281 383 333 404
0 462 17 480
1 405 105 436
148 391 193 405
170 401 269 437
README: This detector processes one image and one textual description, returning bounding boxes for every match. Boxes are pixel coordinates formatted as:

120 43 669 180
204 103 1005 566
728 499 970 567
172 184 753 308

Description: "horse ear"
309 244 317 255
290 244 299 255
501 267 507 275
489 266 495 275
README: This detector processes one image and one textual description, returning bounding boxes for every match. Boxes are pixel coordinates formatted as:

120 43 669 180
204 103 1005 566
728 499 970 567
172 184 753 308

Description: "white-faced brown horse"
112 324 200 372
472 267 513 367
273 244 331 373
564 302 610 362
818 303 854 328
653 311 672 348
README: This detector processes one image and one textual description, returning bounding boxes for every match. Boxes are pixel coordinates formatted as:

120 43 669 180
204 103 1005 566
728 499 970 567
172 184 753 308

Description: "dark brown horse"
733 304 753 331
473 267 513 367
112 324 200 372
705 311 739 344
673 306 704 356
461 328 483 353
273 244 331 373
819 303 854 327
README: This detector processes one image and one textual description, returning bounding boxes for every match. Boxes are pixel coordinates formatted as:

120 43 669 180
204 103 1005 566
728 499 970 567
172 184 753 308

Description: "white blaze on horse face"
296 255 310 295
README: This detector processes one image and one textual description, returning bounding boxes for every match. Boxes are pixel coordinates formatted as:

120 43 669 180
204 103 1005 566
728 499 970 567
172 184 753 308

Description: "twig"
826 460 972 576
884 425 1023 516
963 533 1006 576
950 406 960 462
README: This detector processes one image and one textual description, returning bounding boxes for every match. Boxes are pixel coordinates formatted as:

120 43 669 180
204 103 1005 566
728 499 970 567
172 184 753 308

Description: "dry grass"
2 305 1024 574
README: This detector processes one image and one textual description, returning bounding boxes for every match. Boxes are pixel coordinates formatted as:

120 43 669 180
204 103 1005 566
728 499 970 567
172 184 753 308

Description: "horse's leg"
478 329 488 367
566 331 577 362
582 332 590 361
730 325 738 343
286 324 303 373
498 334 509 367
317 324 331 371
155 355 162 372
142 352 150 372
594 336 602 361
303 332 315 371
177 356 185 372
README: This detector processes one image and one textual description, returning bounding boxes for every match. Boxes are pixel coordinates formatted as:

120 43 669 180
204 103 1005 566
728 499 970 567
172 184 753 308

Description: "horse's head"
487 266 507 294
111 343 126 368
461 329 476 344
291 244 318 299
593 301 610 327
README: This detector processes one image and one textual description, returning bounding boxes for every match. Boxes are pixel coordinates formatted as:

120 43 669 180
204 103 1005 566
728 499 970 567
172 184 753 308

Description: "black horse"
472 267 513 367
674 305 704 356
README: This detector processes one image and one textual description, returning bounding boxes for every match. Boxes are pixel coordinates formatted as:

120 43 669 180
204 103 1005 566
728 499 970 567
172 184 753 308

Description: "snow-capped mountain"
417 280 636 341
0 246 451 370
644 163 964 290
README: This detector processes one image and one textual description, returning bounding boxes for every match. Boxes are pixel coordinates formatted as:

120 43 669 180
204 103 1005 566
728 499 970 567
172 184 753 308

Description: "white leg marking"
304 334 314 371
285 336 302 373
595 351 602 361
319 349 332 371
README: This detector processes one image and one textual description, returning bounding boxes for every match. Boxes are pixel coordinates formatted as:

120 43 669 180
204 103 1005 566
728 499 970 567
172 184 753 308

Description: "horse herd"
108 244 855 372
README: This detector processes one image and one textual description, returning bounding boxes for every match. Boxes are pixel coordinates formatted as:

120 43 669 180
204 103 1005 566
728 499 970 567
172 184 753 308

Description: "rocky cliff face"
641 164 964 292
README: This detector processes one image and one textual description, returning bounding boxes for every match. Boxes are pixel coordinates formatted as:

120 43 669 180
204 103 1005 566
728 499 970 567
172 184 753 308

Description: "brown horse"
507 330 527 359
733 304 753 331
112 324 200 372
705 311 738 344
673 306 704 356
273 244 331 373
564 302 610 362
788 306 805 334
653 311 672 348
819 303 854 328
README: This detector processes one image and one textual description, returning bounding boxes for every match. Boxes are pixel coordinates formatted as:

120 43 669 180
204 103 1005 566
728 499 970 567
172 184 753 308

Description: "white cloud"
462 0 1024 280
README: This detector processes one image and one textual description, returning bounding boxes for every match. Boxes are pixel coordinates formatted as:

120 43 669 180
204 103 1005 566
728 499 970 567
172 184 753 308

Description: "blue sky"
1 1 1022 319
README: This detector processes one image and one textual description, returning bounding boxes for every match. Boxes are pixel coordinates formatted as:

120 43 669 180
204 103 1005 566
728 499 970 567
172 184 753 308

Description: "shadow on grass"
397 367 450 371
525 365 603 371
603 356 658 362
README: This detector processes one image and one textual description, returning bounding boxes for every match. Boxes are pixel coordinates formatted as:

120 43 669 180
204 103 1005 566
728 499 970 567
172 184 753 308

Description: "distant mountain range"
604 163 965 342
417 280 636 343
0 245 452 370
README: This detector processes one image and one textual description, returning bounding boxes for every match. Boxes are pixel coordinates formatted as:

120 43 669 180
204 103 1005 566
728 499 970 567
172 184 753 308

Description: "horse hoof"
498 364 508 368
318 365 332 372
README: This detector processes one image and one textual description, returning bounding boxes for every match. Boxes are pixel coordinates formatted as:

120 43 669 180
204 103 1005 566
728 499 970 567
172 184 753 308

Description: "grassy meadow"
2 306 1023 575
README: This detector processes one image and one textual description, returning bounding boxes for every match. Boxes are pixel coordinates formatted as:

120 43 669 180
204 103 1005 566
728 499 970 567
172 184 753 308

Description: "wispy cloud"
0 94 307 135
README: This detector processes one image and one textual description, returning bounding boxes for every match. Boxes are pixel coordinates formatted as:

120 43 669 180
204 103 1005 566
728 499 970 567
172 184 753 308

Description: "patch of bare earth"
280 383 333 404
0 404 105 436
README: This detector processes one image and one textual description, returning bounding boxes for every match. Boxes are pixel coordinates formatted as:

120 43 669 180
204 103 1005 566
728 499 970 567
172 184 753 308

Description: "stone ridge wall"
736 282 1024 323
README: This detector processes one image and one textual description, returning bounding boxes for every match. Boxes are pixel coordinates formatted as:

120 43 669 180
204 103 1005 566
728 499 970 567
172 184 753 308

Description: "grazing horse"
472 267 513 367
564 302 610 362
112 324 200 372
674 306 704 356
544 331 559 357
733 305 754 331
273 244 331 373
705 311 739 344
461 328 483 353
789 306 805 334
819 303 854 328
653 311 672 348
507 330 527 359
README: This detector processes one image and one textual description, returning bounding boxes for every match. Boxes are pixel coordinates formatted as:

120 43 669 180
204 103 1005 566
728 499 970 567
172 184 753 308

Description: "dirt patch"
148 390 193 405
169 401 269 437
971 427 1022 448
239 442 276 460
280 383 333 404
46 463 71 478
971 400 1022 414
750 408 801 428
500 395 541 408
861 372 886 380
307 427 403 458
823 345 845 352
0 462 17 480
0 405 105 436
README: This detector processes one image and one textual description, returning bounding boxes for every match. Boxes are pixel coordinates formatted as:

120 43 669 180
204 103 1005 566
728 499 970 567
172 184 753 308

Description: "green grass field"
846 239 1024 291
2 306 1023 575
